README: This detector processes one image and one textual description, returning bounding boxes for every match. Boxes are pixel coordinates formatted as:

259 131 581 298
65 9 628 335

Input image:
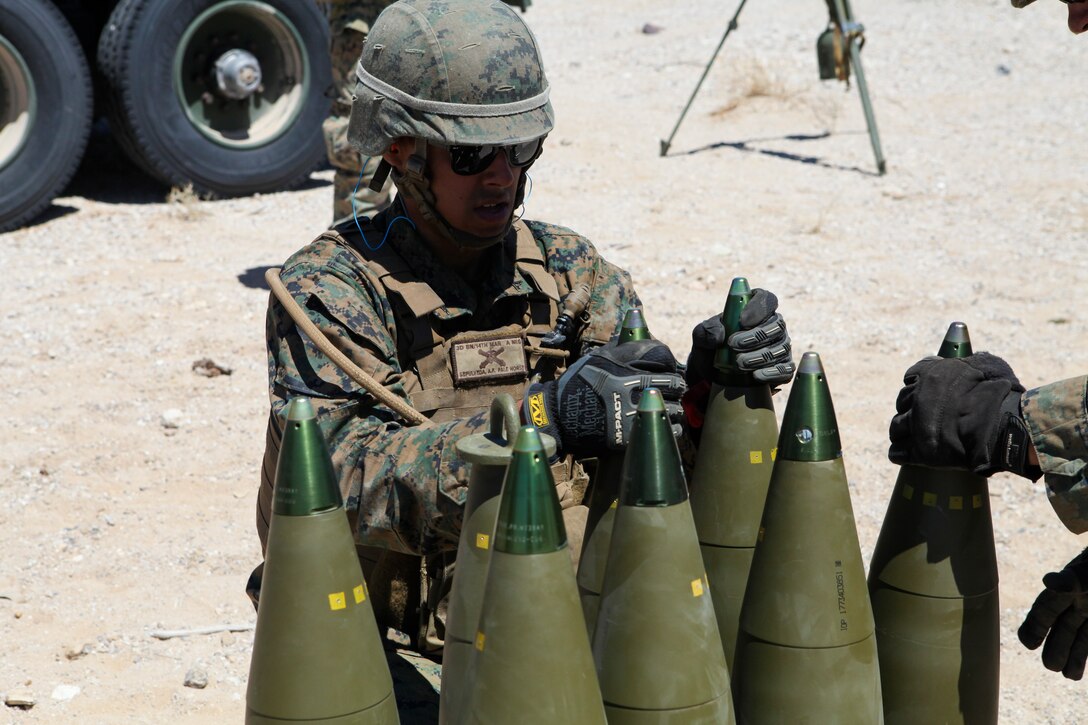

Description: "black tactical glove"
686 288 795 387
1018 548 1088 680
887 352 1039 478
523 339 686 456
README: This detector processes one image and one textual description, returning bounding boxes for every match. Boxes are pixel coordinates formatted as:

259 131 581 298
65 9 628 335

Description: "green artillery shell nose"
618 307 651 344
272 397 342 516
713 276 754 383
620 389 688 507
777 352 842 462
937 321 973 359
728 276 751 298
494 426 567 555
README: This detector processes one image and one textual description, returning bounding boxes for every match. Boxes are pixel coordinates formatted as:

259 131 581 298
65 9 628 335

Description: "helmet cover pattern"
348 0 554 157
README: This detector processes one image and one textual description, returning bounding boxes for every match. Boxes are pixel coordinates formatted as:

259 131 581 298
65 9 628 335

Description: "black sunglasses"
447 137 544 176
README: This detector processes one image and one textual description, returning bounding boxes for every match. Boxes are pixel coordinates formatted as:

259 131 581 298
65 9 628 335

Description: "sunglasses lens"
450 145 497 175
509 138 542 166
448 138 544 175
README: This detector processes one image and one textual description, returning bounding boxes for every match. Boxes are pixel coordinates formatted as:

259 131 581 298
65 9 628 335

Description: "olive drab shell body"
868 323 1000 725
246 398 398 724
689 277 779 673
464 550 605 724
734 458 883 723
348 0 554 156
462 426 605 724
867 467 999 725
439 491 504 725
592 390 734 724
440 396 557 725
594 501 735 724
576 494 616 638
732 354 882 724
689 383 777 673
247 512 400 724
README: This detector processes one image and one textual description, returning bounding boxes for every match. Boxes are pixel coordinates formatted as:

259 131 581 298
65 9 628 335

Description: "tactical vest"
333 220 567 422
253 220 588 650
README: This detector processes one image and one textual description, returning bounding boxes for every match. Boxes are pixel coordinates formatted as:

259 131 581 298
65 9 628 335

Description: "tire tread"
0 0 93 232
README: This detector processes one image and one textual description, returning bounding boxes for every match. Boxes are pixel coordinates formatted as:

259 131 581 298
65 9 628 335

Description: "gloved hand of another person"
1018 548 1088 680
523 339 686 456
887 352 1039 478
685 288 795 388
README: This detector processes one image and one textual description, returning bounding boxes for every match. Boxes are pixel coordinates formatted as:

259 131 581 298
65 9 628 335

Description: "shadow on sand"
666 131 882 177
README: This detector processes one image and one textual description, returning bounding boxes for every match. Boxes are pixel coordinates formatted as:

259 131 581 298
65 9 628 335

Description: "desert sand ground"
1 0 1086 722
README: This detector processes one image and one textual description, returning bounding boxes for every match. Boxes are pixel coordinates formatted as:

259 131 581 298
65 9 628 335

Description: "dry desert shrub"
710 56 801 116
166 183 208 220
707 55 846 133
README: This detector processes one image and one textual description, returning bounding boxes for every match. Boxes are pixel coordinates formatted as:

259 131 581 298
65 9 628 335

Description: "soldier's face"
426 144 522 239
1069 1 1088 33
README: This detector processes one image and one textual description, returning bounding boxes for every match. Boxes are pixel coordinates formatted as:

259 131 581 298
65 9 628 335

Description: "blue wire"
514 172 533 222
351 157 415 252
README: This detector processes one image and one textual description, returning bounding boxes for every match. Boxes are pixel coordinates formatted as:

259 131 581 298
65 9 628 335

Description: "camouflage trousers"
323 0 393 225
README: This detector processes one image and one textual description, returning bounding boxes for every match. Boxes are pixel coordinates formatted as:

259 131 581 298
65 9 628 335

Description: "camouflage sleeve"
525 220 643 347
1021 375 1088 534
267 238 487 556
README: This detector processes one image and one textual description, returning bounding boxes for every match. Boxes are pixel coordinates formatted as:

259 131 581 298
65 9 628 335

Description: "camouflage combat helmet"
347 0 554 248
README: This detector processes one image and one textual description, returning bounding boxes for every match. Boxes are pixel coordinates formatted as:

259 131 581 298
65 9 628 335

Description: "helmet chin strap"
389 143 531 252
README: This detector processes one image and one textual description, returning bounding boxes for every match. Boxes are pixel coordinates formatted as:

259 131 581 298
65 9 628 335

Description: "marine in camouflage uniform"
255 0 793 653
886 0 1088 684
322 0 394 224
259 208 641 647
1010 0 1088 684
257 0 672 652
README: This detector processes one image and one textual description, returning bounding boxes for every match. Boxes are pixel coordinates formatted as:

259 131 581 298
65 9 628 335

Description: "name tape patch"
450 335 527 385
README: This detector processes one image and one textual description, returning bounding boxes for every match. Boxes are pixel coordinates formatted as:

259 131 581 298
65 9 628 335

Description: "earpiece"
352 158 415 251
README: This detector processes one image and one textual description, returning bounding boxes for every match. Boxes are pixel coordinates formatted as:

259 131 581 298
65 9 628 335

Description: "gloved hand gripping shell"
523 339 686 456
887 352 1040 479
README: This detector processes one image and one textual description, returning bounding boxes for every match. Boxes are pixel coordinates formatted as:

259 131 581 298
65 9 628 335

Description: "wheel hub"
213 48 262 100
173 1 310 149
0 33 36 172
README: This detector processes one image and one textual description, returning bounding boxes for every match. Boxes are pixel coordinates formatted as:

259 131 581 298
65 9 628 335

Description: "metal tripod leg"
659 0 750 156
833 0 887 174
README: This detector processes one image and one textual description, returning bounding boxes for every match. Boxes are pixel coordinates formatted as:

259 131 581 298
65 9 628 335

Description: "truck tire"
0 0 93 233
97 0 331 197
